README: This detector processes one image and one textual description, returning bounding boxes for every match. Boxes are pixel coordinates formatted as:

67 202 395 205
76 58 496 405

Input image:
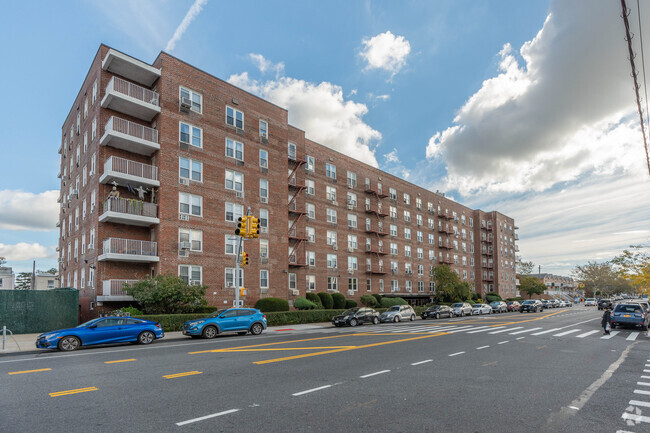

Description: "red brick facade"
58 45 518 319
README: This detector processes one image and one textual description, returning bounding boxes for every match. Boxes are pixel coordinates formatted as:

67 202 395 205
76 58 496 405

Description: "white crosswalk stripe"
575 330 600 338
489 327 523 334
601 331 620 339
626 332 640 341
553 329 581 337
466 326 506 334
448 326 491 333
531 328 562 335
509 327 542 335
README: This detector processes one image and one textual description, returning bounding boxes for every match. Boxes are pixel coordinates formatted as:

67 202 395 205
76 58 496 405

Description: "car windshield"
387 306 400 311
490 302 499 306
473 305 482 308
427 306 439 311
586 298 595 301
209 309 228 317
77 318 102 328
450 303 462 308
615 305 642 313
343 308 359 315
522 301 534 305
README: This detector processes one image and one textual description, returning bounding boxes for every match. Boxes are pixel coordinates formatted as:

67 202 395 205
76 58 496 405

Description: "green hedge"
306 292 323 308
317 292 334 309
294 297 317 310
360 294 378 307
380 297 407 308
345 300 358 308
332 293 346 309
254 297 290 312
264 309 346 326
134 314 209 332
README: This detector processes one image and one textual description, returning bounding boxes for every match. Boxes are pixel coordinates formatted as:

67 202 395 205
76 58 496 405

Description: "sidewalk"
0 322 332 356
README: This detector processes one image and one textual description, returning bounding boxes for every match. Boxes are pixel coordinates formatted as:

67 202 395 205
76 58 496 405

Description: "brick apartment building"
57 45 519 319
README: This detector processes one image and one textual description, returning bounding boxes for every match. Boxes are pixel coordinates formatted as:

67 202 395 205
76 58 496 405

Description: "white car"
584 298 597 306
472 303 493 315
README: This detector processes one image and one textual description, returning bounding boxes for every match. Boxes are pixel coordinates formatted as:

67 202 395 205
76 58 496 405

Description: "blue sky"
1 0 649 276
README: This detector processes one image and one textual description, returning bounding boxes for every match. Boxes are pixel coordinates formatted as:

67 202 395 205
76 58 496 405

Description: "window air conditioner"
290 289 299 296
226 282 234 287
189 280 200 286
261 197 268 203
180 97 192 111
179 178 189 185
180 241 191 250
179 213 189 221
347 290 355 296
236 191 244 199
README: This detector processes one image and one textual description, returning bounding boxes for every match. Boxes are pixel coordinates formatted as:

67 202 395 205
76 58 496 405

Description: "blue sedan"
36 317 164 351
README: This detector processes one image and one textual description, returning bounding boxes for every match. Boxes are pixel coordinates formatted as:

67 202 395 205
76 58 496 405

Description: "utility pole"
32 260 35 290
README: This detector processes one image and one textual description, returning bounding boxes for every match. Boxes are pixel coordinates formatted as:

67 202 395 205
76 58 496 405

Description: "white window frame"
226 105 244 129
259 149 268 168
225 169 244 192
179 157 203 182
179 192 203 217
226 138 244 161
225 202 244 222
179 121 202 148
180 86 202 114
259 119 268 139
180 229 203 252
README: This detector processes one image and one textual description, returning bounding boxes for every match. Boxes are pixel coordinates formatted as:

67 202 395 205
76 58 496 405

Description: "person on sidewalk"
601 307 612 335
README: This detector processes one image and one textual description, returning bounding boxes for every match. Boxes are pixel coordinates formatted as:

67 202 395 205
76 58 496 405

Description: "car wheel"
394 315 401 323
138 331 155 345
436 313 440 320
250 323 264 335
349 318 358 327
461 311 465 317
202 325 218 339
58 336 80 351
372 316 379 325
410 314 416 321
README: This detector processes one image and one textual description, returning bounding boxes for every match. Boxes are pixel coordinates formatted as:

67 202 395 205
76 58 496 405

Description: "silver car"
450 302 473 317
472 303 493 315
379 305 416 323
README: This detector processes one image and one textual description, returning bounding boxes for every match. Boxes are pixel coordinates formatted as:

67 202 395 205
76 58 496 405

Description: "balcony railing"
100 238 158 261
103 197 158 218
103 156 158 184
100 116 160 156
102 279 138 297
108 76 159 106
106 116 158 143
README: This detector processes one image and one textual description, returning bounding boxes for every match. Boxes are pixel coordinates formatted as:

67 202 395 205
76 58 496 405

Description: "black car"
520 300 544 313
598 299 613 310
332 307 380 327
421 305 454 320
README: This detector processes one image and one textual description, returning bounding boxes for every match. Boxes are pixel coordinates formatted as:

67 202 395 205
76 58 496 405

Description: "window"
390 224 397 237
225 267 243 287
82 199 86 220
259 149 268 168
347 214 357 229
429 250 435 260
91 117 96 140
404 228 411 240
405 281 412 292
326 163 336 180
305 155 315 172
179 122 202 148
84 98 88 119
226 105 244 129
82 166 87 187
417 231 423 242
390 206 397 218
74 207 79 230
306 203 315 219
347 192 357 207
225 202 244 222
306 275 316 291
83 132 88 153
259 119 268 138
404 210 411 222
390 243 398 255
254 269 268 289
180 265 202 285
327 208 337 224
347 234 358 250
429 234 435 245
418 281 424 292
348 278 358 292
379 279 384 292
305 180 315 195
326 186 337 202
90 153 96 175
179 193 202 216
327 230 337 246
391 280 399 292
405 245 411 258
76 113 81 134
328 276 338 291
179 157 202 182
260 239 269 258
417 248 423 259
416 197 422 209
403 193 410 205
327 254 338 268
89 228 95 250
260 208 269 231
92 79 97 103
306 251 315 267
306 227 315 243
389 188 397 200
180 86 202 113
81 234 86 255
225 138 244 161
416 214 423 226
366 278 372 292
287 142 297 160
347 171 357 188
288 273 297 290
180 229 203 251
225 169 244 192
260 179 269 201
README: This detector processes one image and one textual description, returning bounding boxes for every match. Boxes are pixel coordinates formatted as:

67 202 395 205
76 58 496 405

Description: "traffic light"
240 251 249 266
235 216 249 237
248 216 260 238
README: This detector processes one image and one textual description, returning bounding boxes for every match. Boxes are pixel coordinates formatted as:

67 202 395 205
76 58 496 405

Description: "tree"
516 259 535 275
519 276 546 299
432 265 471 302
612 245 650 296
571 261 630 297
15 272 32 290
124 274 207 314
0 257 6 266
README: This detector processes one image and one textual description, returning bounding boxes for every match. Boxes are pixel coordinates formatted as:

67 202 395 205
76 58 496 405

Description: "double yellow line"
49 387 98 397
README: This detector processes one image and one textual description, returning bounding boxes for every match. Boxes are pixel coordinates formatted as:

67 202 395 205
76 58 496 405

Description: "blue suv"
182 308 267 338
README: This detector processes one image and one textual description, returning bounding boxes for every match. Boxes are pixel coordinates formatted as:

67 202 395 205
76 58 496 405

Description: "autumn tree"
518 276 546 299
432 265 472 302
611 245 650 296
516 259 535 276
571 261 630 297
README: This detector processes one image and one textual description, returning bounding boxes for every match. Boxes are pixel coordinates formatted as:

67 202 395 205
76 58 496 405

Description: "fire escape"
364 181 389 274
287 153 307 267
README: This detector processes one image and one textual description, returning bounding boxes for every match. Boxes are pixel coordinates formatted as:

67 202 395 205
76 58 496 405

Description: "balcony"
100 116 160 156
102 48 161 87
100 156 159 189
99 197 159 226
98 279 137 302
366 245 388 255
365 226 388 236
101 76 161 121
288 231 309 241
366 265 387 275
439 243 453 250
98 238 159 263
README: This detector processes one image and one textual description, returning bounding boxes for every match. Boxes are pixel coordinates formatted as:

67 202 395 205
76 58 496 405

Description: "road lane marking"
104 359 136 364
516 337 526 340
360 370 390 378
644 369 650 373
49 387 98 397
622 412 650 423
411 360 433 366
641 375 650 379
476 345 490 350
292 384 335 396
630 399 650 408
575 330 600 338
498 341 509 344
176 409 239 426
509 327 542 335
8 368 51 375
531 328 561 335
489 327 522 334
637 382 650 387
190 334 355 354
601 331 620 339
449 326 491 333
627 332 640 341
568 406 579 410
163 371 202 379
448 352 465 357
467 326 505 334
553 329 581 337
634 389 650 396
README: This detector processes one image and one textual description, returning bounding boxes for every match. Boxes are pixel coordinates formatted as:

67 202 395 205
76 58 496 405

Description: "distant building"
34 273 59 290
0 267 15 290
529 273 582 298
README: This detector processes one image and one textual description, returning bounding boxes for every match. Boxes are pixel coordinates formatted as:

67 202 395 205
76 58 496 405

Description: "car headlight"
191 320 205 326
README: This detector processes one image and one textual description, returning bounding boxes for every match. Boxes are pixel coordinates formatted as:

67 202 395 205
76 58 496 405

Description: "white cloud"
0 243 56 261
368 93 390 102
360 31 411 78
248 53 285 78
228 72 381 166
0 190 59 231
382 148 411 180
165 0 208 52
427 0 649 195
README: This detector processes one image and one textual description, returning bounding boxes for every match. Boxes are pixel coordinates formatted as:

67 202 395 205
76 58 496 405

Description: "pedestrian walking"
601 307 612 335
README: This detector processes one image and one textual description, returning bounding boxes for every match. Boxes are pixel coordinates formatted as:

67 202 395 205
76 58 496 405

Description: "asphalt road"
1 306 648 433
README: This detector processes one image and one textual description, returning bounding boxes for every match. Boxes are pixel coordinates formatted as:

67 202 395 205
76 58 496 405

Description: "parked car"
450 302 473 317
635 301 650 312
36 317 164 351
598 299 614 310
611 303 649 330
506 301 521 312
520 300 544 313
332 307 380 327
490 301 508 313
182 308 267 338
380 305 416 323
540 299 552 309
550 299 561 308
472 303 493 315
584 298 597 306
421 305 454 320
